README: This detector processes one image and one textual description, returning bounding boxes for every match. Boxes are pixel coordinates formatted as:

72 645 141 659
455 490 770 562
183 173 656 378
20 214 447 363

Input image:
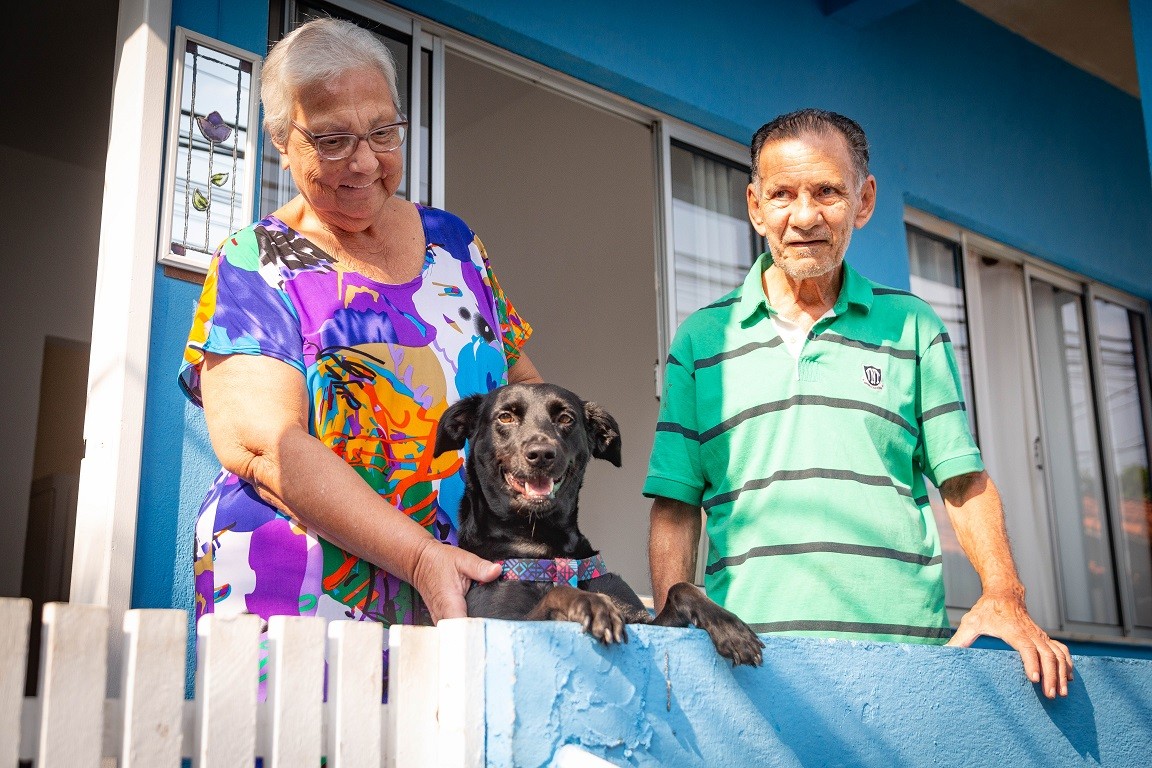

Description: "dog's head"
434 383 621 520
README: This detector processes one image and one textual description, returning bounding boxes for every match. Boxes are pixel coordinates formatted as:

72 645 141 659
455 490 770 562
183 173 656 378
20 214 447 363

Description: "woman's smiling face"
278 67 405 232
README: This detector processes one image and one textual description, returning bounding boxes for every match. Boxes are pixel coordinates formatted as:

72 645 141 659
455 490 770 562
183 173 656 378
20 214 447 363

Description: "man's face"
747 131 876 281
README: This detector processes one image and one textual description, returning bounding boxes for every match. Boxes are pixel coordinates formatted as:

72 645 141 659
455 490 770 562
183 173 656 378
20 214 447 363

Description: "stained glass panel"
160 29 261 272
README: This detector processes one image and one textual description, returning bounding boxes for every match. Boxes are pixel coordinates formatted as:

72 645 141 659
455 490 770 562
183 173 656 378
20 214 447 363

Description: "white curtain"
670 144 758 327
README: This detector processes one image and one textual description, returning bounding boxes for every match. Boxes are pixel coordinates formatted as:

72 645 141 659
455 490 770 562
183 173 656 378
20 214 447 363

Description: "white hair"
261 17 401 146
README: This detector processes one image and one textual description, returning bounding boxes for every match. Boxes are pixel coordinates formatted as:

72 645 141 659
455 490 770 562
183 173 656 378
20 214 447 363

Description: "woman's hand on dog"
411 539 502 623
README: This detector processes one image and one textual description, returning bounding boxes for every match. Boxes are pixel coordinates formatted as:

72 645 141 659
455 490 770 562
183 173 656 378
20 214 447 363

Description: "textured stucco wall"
481 620 1152 767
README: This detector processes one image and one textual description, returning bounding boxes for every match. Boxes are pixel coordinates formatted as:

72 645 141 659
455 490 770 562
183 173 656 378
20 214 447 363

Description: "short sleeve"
915 320 984 487
179 225 305 407
643 329 705 507
475 236 532 365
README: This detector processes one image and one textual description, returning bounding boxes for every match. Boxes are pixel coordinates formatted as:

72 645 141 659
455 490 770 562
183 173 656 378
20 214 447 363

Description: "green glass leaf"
210 172 229 187
192 188 209 212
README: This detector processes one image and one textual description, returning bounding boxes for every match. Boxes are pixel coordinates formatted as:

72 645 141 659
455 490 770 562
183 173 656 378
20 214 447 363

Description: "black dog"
434 382 763 666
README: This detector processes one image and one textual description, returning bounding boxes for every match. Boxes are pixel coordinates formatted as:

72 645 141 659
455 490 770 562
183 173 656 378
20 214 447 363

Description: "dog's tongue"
525 477 555 497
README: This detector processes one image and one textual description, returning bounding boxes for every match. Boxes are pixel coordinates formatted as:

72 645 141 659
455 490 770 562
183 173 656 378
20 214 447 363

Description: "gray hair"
261 17 402 146
749 109 870 189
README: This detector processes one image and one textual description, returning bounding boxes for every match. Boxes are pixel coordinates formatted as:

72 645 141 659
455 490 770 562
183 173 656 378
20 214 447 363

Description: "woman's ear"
270 133 290 168
276 142 291 170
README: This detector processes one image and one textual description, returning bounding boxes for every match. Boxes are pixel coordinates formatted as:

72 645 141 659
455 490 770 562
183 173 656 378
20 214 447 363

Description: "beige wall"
445 52 661 594
0 145 102 596
0 0 115 596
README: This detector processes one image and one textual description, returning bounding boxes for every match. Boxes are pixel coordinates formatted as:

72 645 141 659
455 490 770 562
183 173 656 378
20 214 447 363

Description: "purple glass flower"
196 111 233 143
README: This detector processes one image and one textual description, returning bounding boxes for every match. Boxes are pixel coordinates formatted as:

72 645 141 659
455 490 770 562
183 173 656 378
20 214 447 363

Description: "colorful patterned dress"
180 206 531 636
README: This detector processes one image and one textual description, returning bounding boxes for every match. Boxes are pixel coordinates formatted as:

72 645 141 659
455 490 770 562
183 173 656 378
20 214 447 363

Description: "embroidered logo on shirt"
862 364 883 390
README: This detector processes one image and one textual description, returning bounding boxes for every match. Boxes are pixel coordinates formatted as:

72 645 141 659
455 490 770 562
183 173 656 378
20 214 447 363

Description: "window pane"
669 141 758 327
1095 299 1152 627
168 40 255 264
906 228 977 437
906 227 981 609
1032 279 1120 625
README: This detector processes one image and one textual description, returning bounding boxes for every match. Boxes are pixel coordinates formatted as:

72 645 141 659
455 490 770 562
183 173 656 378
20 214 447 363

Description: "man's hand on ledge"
947 592 1073 699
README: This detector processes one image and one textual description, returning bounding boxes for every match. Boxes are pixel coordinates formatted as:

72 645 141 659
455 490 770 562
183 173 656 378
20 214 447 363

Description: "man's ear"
854 174 877 229
747 182 769 238
434 394 485 456
583 401 622 467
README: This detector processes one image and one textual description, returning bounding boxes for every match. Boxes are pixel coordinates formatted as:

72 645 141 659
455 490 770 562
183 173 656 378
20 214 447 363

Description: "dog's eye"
556 413 574 426
496 412 517 425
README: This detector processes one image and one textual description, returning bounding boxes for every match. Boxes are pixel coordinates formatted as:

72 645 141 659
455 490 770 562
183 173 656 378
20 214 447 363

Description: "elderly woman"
180 17 540 641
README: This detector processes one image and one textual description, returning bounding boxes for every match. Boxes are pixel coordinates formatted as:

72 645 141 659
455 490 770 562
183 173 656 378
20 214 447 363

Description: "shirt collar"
736 253 874 323
735 251 775 323
835 260 875 315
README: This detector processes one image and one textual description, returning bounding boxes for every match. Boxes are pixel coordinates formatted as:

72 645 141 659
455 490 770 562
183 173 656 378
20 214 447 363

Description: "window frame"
157 27 263 273
1023 262 1125 637
654 120 759 384
1081 278 1152 635
906 207 1152 643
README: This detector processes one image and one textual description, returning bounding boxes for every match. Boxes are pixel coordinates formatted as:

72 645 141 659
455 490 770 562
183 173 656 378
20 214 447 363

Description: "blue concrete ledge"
476 620 1152 767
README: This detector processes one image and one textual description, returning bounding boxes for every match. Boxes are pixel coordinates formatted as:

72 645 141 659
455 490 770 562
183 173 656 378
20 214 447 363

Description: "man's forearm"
648 496 702 612
942 470 1073 697
940 471 1023 596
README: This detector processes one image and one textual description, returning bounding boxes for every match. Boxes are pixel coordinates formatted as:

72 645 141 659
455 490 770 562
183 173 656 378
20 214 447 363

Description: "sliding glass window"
664 138 762 332
907 225 981 611
905 210 1152 641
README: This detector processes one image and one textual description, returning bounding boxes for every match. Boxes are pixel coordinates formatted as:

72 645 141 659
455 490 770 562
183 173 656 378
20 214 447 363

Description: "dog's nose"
523 440 557 467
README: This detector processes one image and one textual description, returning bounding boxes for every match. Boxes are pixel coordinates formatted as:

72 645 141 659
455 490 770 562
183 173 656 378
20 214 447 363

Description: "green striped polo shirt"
644 254 984 643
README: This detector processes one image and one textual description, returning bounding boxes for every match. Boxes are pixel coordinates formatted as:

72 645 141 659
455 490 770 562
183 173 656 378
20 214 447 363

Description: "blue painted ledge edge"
475 619 1152 768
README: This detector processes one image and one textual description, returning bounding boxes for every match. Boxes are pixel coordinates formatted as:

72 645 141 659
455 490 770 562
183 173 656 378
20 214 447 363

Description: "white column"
70 0 172 693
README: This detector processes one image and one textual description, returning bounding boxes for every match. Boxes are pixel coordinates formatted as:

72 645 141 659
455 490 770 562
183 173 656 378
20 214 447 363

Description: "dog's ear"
583 401 622 467
434 394 485 456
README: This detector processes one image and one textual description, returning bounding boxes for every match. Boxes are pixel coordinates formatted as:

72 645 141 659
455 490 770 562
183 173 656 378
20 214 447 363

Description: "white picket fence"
0 597 492 767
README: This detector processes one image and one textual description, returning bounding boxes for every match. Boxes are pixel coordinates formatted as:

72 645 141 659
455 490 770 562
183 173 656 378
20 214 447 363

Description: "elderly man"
644 108 1072 698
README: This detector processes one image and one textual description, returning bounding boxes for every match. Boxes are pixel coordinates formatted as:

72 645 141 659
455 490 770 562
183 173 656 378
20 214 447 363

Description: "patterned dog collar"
497 554 608 588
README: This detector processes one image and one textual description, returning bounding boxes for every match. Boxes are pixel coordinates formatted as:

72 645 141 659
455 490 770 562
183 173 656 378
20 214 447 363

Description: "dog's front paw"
527 585 628 644
659 582 764 666
697 609 764 667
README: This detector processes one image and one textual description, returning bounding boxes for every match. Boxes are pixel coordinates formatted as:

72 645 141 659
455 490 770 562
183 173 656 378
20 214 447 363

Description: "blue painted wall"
1131 0 1152 174
387 0 1152 297
480 620 1152 767
133 0 1152 666
135 271 215 686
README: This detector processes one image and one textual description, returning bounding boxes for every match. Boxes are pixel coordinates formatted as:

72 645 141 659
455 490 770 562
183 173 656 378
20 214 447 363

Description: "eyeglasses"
290 117 408 160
